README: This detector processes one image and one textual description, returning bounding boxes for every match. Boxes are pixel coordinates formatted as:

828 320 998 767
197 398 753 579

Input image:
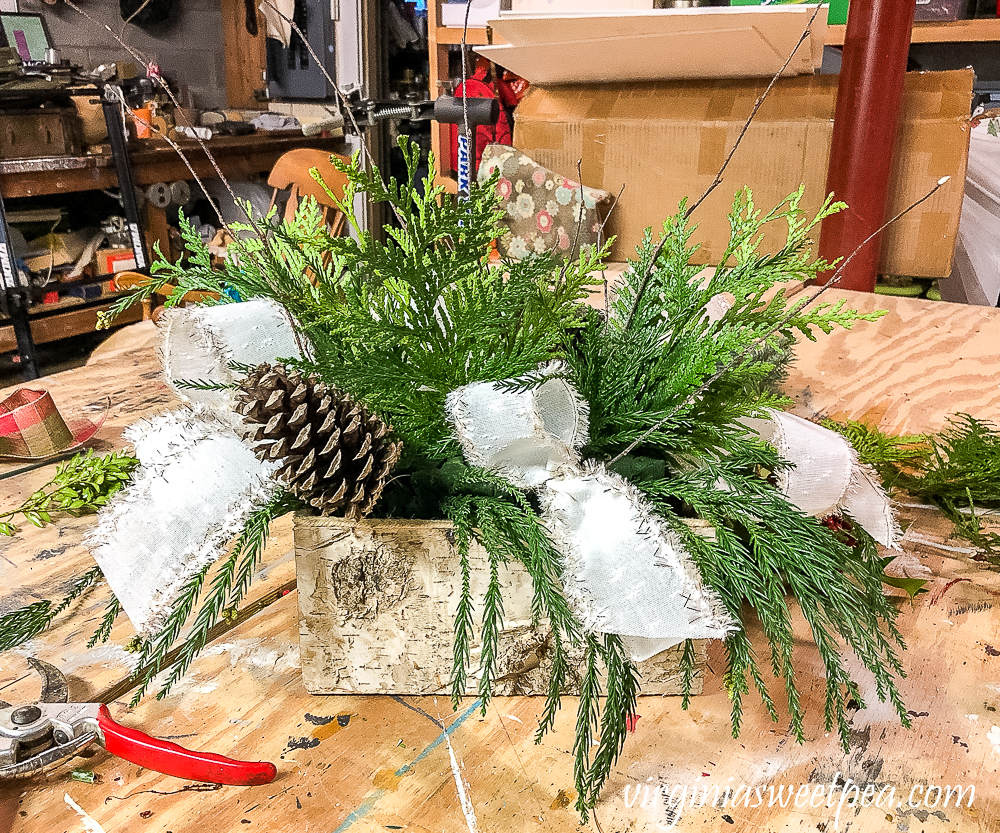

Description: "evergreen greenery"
125 491 302 705
820 417 928 485
0 450 138 651
566 188 907 760
0 449 138 537
896 414 1000 557
821 415 1000 559
0 565 104 652
85 140 916 816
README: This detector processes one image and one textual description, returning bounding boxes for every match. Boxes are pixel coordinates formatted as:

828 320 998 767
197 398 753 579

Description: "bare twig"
119 0 154 41
598 184 626 316
555 159 589 285
608 176 951 466
596 183 626 243
257 0 416 229
622 2 825 332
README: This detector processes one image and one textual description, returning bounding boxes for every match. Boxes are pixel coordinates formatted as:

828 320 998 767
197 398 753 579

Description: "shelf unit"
0 292 144 355
827 18 1000 45
425 7 1000 185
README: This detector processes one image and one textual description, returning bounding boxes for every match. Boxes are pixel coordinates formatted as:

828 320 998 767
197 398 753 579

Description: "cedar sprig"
151 490 301 700
899 414 1000 508
126 490 300 705
894 414 1000 556
444 494 477 706
88 596 122 648
820 417 928 484
642 458 909 749
0 449 139 537
171 378 237 392
444 483 640 819
126 562 213 705
0 565 104 651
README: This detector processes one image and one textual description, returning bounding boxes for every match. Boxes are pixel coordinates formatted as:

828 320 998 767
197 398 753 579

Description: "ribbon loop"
161 299 303 426
447 367 736 661
743 410 900 548
446 366 587 489
90 301 303 634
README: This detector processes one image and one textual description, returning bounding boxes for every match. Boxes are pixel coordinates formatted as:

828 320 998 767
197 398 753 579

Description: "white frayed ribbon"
161 298 302 428
742 411 900 548
88 407 281 636
90 301 306 635
446 366 736 661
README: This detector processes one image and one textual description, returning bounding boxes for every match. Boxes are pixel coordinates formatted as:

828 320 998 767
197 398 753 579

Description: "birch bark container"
294 514 706 696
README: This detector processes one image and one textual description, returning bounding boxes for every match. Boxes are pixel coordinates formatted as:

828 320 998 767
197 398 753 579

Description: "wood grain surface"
1 293 1000 833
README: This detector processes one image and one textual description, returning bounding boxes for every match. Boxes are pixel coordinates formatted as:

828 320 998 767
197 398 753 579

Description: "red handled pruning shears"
0 658 276 786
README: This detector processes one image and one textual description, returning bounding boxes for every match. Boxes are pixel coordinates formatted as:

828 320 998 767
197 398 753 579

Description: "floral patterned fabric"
477 144 611 260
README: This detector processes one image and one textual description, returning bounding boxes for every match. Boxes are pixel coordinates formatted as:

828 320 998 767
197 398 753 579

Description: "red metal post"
817 0 915 291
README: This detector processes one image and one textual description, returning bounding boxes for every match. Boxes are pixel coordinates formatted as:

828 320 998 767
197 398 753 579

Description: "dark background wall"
910 42 1000 86
20 0 228 110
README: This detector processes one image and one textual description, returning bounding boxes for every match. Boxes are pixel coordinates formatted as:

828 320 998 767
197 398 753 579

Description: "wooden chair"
113 150 350 309
267 148 352 238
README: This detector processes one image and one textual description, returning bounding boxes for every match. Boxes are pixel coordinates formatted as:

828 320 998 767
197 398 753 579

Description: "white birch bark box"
294 514 705 696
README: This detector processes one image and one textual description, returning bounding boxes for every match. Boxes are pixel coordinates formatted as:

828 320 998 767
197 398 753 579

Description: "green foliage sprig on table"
826 414 1000 559
91 139 910 816
0 449 138 650
820 417 929 485
0 449 138 537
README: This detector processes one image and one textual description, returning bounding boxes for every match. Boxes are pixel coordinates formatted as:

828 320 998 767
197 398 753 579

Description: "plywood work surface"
0 296 999 833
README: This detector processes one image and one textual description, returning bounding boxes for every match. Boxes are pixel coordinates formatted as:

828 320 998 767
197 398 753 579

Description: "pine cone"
235 363 402 519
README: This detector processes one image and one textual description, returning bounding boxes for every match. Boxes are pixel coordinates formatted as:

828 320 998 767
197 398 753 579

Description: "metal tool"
0 658 276 785
345 93 499 199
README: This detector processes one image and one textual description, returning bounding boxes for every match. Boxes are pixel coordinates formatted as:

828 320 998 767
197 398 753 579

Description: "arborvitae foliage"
99 142 914 816
567 189 909 759
895 414 1000 557
820 417 928 485
821 415 1000 558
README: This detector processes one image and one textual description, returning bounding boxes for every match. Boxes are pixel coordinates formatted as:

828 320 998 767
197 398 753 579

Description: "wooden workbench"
1 292 1000 833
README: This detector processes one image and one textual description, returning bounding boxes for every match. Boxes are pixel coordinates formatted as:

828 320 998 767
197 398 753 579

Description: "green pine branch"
0 566 104 652
641 457 909 750
126 491 300 705
152 491 301 699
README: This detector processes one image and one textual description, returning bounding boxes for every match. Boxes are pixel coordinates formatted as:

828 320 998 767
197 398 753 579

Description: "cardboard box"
513 69 973 277
731 0 848 26
501 0 656 13
94 247 137 276
732 0 970 25
478 7 826 84
440 0 500 27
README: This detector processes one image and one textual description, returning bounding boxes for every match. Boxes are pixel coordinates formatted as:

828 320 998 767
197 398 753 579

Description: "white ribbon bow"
446 367 737 661
742 411 900 548
89 300 302 635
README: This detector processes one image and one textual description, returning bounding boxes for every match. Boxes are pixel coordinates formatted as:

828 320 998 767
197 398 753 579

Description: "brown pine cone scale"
235 363 402 519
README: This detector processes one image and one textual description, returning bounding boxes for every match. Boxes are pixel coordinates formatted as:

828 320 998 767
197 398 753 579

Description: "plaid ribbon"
0 389 102 459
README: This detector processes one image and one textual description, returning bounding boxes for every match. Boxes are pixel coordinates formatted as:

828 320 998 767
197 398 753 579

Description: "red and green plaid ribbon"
0 389 95 459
